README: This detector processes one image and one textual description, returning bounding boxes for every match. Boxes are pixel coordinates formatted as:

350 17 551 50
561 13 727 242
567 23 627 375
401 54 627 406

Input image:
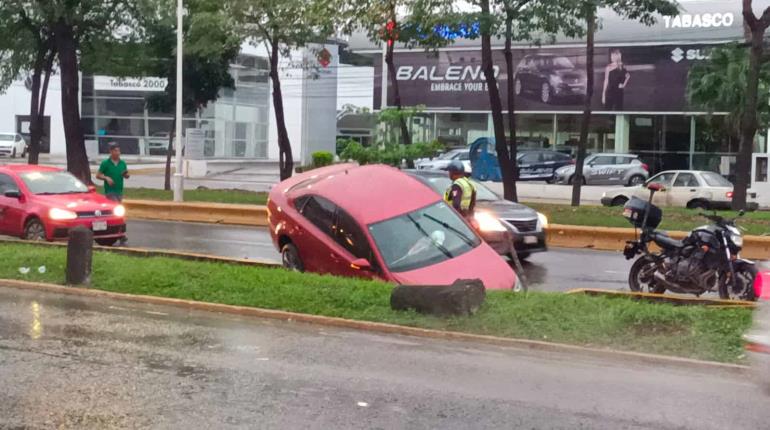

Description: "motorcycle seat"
651 232 683 249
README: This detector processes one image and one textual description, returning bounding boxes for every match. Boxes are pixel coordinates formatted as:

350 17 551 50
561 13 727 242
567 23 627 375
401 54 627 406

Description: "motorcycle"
622 182 758 301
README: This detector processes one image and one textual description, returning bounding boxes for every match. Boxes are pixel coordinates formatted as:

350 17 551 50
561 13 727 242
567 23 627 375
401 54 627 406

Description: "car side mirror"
350 258 372 272
4 190 21 199
87 185 97 193
647 182 665 192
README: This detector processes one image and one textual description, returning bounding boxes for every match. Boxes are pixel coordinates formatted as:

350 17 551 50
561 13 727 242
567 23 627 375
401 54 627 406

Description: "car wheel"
514 78 522 95
628 175 645 187
540 83 552 104
11 148 16 159
23 218 46 241
95 238 119 247
281 243 304 272
687 200 709 210
611 196 629 207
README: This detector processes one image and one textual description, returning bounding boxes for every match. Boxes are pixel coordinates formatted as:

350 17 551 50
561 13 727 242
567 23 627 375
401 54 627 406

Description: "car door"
517 152 542 180
667 172 700 207
332 208 382 280
645 172 676 206
0 173 25 235
296 195 342 274
585 155 616 184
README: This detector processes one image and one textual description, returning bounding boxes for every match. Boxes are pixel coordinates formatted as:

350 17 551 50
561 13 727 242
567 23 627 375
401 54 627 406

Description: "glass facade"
82 55 270 158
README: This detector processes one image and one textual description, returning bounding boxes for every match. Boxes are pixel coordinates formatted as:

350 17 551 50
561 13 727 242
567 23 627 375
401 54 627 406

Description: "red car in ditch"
0 164 126 245
267 164 520 290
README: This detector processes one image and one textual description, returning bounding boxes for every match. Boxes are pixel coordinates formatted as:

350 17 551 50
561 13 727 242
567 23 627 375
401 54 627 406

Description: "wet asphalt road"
126 220 632 292
1 286 767 429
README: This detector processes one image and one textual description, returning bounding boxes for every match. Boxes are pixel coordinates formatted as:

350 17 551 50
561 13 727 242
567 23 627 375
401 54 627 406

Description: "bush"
336 138 357 155
312 151 334 168
339 140 444 168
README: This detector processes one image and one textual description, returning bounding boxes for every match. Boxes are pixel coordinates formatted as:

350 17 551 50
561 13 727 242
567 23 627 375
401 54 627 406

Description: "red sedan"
268 164 520 290
0 164 126 245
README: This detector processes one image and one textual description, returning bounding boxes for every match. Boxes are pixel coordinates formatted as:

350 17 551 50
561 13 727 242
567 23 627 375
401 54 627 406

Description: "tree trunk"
385 39 411 146
504 14 518 202
735 3 768 209
571 7 595 207
164 117 176 191
270 41 293 180
54 21 90 184
27 46 44 165
29 49 55 165
481 0 515 201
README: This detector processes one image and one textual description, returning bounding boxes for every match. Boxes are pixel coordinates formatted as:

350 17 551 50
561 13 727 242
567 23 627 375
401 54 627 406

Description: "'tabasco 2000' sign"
375 44 716 113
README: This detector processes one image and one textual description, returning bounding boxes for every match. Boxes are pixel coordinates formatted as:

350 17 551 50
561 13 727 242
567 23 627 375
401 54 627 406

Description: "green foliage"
123 187 268 205
688 44 770 135
0 242 753 363
341 140 443 167
336 138 358 155
311 151 334 168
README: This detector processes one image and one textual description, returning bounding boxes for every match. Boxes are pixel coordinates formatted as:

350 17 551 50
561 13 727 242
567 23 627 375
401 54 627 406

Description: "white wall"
0 75 65 156
337 64 373 111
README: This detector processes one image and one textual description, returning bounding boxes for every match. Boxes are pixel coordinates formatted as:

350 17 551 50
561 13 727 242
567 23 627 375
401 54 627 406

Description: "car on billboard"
517 150 573 182
600 170 759 209
0 165 127 245
406 169 548 260
267 164 521 291
554 153 649 186
514 54 587 104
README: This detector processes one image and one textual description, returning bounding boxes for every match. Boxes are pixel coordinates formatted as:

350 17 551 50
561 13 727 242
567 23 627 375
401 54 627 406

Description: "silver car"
554 153 649 186
415 148 472 173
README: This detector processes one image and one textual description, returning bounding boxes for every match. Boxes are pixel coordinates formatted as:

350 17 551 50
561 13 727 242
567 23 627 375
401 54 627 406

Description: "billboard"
374 44 717 112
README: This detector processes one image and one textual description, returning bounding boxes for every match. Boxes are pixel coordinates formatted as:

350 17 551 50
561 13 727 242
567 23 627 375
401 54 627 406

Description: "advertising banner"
93 75 168 92
374 44 717 112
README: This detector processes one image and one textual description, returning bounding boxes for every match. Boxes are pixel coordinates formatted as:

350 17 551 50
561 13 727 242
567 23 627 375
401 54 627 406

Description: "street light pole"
173 0 184 202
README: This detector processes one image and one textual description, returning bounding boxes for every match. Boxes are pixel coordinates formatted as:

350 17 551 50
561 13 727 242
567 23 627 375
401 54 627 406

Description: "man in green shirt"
96 142 130 201
96 142 130 245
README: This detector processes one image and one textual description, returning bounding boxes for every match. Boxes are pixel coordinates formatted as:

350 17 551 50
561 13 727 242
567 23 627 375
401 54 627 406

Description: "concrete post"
66 226 93 286
614 114 630 153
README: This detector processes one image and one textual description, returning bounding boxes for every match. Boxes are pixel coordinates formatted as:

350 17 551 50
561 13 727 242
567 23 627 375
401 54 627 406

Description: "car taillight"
641 163 649 172
726 191 734 199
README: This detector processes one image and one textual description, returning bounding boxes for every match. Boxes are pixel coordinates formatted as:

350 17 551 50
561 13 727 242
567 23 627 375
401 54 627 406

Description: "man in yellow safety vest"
444 160 477 219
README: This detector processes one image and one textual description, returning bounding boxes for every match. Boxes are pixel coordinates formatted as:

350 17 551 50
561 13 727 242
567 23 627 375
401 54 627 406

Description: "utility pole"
173 0 184 202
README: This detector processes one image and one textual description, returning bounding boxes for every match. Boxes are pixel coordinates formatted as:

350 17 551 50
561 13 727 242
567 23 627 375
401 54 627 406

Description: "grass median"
124 187 268 205
0 242 751 363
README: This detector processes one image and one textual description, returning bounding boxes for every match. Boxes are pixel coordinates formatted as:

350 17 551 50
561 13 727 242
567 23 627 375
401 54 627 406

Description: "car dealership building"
343 0 770 175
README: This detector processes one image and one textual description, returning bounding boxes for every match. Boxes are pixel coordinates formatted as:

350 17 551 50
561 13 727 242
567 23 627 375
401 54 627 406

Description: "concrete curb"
547 224 770 260
568 288 757 308
124 199 267 227
0 279 748 375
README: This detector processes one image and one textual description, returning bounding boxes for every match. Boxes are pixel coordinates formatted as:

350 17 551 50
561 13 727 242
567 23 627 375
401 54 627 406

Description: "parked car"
406 169 548 260
0 133 28 158
267 163 520 290
517 150 573 182
514 53 587 104
601 170 758 209
416 148 472 173
0 165 127 246
555 153 649 186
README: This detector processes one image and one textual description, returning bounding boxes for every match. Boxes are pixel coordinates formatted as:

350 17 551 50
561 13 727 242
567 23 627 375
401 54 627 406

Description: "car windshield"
19 171 89 195
421 176 499 202
437 150 462 160
701 171 732 187
0 135 14 141
549 57 574 69
368 201 481 273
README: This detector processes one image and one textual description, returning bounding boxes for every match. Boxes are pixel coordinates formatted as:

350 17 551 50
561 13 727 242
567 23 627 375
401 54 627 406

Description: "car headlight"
113 204 126 217
474 211 507 232
537 212 549 229
49 208 77 220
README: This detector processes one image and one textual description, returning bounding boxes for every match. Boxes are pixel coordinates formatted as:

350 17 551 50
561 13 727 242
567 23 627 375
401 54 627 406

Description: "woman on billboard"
602 49 631 110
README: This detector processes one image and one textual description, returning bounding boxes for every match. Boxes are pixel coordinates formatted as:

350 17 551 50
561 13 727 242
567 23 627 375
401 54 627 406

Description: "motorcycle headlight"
474 211 507 232
731 234 744 248
49 208 77 220
537 212 549 229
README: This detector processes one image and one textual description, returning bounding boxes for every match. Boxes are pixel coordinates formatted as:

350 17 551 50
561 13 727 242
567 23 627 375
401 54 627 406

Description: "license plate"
92 221 107 232
524 236 538 244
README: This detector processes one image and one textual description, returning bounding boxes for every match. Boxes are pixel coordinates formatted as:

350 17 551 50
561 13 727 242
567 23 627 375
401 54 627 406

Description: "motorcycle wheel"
718 264 757 301
628 256 666 294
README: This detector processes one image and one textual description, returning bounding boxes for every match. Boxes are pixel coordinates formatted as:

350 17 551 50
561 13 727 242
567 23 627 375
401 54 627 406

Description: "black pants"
605 90 624 110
